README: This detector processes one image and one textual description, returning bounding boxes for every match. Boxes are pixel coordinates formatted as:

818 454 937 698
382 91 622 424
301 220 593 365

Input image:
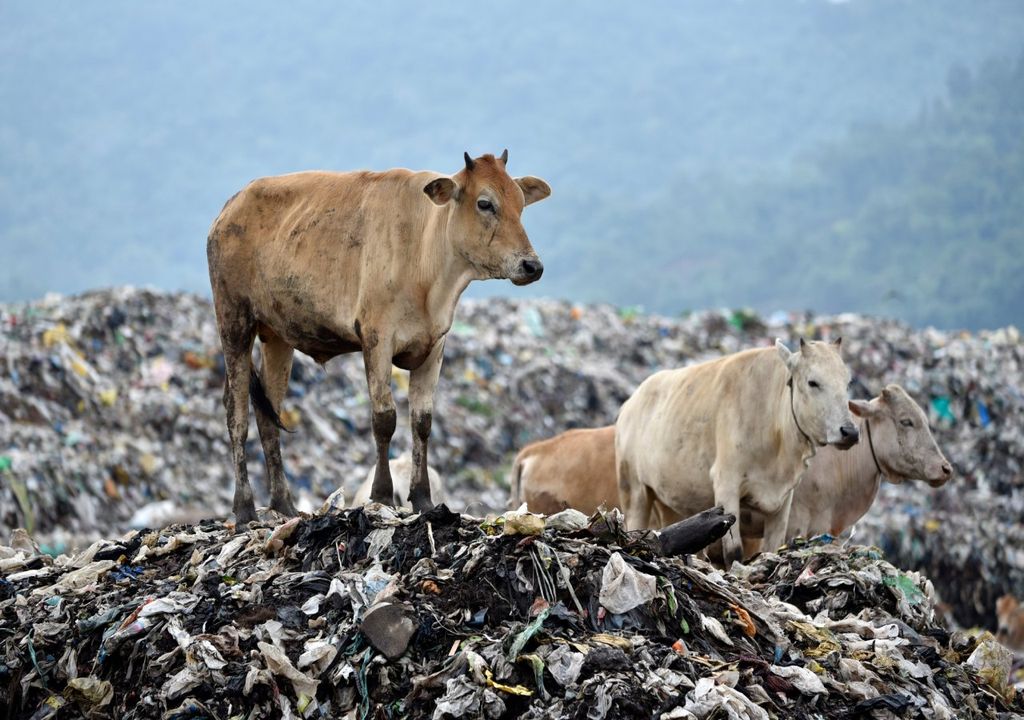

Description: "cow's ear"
849 399 879 418
776 339 798 370
424 178 457 206
516 176 551 206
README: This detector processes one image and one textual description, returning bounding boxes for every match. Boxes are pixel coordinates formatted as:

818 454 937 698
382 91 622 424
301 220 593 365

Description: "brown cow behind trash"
616 339 858 567
207 151 550 523
741 384 953 555
509 425 618 514
996 594 1024 652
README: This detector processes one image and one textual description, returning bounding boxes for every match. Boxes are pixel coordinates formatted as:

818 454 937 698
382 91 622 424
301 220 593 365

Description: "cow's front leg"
363 336 397 506
761 489 795 554
408 338 445 513
711 462 743 567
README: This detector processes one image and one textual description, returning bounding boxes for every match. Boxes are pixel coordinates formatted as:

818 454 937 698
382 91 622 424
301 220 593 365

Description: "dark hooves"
411 499 436 514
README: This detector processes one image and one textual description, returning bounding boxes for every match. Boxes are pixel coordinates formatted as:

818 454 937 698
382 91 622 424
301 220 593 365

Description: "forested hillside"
558 54 1024 329
1 1 1022 328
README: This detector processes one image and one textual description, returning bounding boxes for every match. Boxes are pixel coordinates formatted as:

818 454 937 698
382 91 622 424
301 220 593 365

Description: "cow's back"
514 426 617 514
208 169 429 290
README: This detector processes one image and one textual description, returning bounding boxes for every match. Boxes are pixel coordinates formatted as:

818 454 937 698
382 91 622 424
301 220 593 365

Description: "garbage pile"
855 492 1024 631
1 506 1021 719
1 288 1022 629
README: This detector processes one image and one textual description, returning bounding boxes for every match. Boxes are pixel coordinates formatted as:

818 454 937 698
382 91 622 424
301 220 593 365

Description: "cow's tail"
508 455 525 510
249 368 292 433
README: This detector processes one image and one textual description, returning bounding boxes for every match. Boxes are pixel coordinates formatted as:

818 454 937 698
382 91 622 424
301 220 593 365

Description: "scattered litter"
1 505 1021 718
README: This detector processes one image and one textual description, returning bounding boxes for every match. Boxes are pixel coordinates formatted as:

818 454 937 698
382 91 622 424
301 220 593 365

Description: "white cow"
616 339 858 566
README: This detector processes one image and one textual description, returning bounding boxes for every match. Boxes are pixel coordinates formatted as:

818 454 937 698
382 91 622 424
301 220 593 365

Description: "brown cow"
509 426 618 514
996 594 1024 652
207 151 550 523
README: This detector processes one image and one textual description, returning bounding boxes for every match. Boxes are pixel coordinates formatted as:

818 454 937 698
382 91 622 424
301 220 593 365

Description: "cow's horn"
464 152 475 171
500 148 508 166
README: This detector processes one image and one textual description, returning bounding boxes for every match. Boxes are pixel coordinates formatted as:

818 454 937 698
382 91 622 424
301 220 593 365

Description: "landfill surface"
1 505 1022 719
1 288 1022 633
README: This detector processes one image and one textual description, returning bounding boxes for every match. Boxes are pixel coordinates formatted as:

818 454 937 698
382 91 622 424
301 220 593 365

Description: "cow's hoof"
411 497 435 514
233 508 258 529
270 498 299 517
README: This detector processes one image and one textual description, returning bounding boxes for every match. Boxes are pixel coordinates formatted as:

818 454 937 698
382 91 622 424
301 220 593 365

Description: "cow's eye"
808 380 820 389
477 198 494 212
901 418 914 427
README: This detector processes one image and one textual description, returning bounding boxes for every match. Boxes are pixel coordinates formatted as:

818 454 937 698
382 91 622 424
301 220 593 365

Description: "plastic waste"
0 503 1021 717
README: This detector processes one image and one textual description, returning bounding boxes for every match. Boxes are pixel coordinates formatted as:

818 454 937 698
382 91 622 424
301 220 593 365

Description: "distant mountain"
550 53 1024 329
1 1 1022 327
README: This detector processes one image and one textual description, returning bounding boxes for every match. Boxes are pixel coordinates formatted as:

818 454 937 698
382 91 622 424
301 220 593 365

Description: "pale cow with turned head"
207 151 551 523
741 383 953 554
616 338 859 567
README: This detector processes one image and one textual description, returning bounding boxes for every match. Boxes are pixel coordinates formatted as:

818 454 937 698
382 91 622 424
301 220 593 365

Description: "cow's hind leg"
219 314 258 525
254 332 298 516
407 338 445 512
618 456 655 530
363 332 397 506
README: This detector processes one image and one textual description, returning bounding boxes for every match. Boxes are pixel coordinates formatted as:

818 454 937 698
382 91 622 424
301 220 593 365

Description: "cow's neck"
418 209 475 336
778 369 817 473
827 416 884 533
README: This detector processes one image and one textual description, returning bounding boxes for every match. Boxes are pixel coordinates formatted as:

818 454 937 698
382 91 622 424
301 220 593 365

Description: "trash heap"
1 506 1020 719
1 288 1022 629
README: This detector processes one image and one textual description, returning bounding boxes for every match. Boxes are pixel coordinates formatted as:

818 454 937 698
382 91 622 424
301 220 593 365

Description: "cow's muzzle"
511 258 544 286
832 423 859 449
927 462 953 487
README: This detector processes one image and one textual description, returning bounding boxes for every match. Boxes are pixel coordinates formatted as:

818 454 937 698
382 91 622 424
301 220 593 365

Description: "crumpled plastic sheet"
671 676 770 720
1 505 1021 719
599 551 657 614
1 289 1022 630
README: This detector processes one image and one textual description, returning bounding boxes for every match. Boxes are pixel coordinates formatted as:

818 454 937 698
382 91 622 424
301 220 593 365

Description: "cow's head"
776 338 858 449
423 150 550 286
849 384 953 487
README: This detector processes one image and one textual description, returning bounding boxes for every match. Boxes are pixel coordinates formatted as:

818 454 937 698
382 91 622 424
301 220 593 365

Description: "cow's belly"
293 332 362 364
651 457 717 521
633 427 717 520
258 318 361 364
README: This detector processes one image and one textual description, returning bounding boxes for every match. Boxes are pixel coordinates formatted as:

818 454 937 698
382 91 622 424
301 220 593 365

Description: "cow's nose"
520 259 543 280
941 463 952 476
840 424 859 443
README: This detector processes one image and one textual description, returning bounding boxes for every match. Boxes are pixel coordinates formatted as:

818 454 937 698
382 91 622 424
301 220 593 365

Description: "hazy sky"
2 1 1022 324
